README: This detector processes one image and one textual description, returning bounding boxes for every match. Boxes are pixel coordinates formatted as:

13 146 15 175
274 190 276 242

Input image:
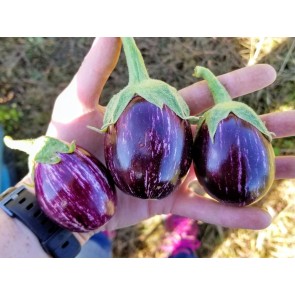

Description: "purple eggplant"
4 136 117 232
192 66 275 206
193 114 275 206
34 146 117 232
104 96 193 199
91 38 197 199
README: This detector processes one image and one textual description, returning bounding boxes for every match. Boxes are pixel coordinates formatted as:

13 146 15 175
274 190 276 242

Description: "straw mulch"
211 179 295 258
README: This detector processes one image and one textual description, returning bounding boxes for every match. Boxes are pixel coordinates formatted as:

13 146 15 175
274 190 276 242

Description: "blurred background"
0 37 294 257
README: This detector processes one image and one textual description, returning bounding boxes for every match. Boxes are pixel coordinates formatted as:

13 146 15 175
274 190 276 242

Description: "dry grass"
212 180 295 258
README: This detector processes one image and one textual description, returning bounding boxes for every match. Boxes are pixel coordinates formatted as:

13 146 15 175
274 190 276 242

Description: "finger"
58 38 121 110
180 165 196 189
275 156 295 179
260 110 295 138
74 37 122 109
179 64 277 115
51 38 121 123
170 192 271 230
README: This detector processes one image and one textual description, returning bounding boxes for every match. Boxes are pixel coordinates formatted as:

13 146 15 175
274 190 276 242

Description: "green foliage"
0 103 22 133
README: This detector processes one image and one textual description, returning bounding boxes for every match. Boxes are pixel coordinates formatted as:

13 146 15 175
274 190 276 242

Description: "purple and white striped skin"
104 96 193 199
193 114 275 206
34 147 117 232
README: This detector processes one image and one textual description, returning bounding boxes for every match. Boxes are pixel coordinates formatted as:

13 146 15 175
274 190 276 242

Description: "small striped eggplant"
193 114 275 206
4 136 117 232
91 38 197 199
104 96 193 199
192 66 275 206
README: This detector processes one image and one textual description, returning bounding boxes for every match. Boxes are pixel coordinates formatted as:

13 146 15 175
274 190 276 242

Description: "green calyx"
97 37 198 132
194 66 273 142
4 135 76 178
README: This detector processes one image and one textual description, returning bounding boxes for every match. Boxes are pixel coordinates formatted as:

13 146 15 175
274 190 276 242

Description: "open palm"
44 38 295 242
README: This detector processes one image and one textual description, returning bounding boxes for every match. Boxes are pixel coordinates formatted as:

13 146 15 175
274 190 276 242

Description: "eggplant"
90 38 197 199
193 113 275 206
104 96 193 199
4 136 117 232
192 66 275 206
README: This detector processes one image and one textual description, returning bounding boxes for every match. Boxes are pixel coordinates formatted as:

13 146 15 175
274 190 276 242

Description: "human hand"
25 38 295 244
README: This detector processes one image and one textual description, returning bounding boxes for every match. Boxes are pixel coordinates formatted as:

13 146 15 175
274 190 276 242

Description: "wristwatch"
0 186 81 258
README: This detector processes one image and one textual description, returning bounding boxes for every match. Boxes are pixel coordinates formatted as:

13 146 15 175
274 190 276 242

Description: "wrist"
0 185 82 257
0 202 50 257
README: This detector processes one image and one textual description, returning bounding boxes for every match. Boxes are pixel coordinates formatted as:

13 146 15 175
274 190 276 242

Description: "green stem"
122 37 149 85
194 66 232 104
4 136 76 165
4 136 34 155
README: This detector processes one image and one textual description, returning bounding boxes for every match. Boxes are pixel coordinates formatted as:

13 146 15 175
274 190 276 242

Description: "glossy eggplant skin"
104 96 193 199
34 146 117 232
192 114 275 206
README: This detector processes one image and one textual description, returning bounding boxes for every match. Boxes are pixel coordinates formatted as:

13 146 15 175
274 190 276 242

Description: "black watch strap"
0 186 81 258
